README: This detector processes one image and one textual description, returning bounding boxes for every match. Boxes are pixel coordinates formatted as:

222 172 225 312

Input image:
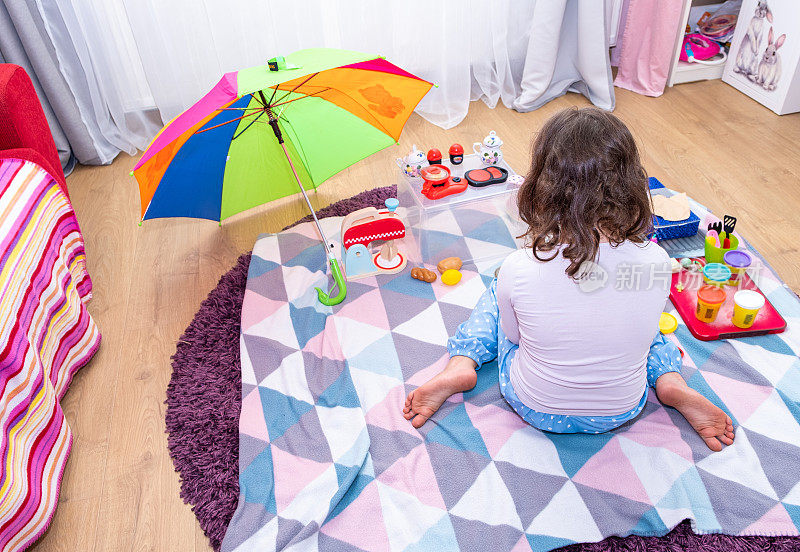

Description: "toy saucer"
659 312 678 334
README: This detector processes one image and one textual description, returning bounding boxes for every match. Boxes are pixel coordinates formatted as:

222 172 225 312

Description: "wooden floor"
33 80 800 551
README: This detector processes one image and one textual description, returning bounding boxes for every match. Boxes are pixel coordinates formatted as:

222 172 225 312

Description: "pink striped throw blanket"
0 158 100 551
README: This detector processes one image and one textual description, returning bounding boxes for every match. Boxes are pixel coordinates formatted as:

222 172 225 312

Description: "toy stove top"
398 153 520 211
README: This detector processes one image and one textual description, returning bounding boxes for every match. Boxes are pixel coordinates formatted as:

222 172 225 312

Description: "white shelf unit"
667 0 729 86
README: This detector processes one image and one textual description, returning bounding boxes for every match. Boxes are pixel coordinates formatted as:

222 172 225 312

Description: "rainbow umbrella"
133 48 432 305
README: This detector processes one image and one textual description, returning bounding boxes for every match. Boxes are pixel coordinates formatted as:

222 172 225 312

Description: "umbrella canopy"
134 48 432 222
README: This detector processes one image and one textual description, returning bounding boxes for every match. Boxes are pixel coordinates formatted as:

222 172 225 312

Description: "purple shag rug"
165 185 799 552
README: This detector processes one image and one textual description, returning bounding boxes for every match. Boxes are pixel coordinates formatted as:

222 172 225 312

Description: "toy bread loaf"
411 267 437 283
437 257 462 274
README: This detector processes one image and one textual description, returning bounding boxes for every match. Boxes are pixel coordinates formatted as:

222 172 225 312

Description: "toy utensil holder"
705 234 739 264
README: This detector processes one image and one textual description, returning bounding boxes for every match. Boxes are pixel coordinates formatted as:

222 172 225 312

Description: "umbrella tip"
138 221 142 227
218 221 222 227
129 171 134 176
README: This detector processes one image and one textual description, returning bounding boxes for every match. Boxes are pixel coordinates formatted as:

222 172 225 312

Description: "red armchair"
0 64 69 199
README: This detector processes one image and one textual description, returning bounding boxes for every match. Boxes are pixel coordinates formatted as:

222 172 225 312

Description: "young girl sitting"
404 108 734 452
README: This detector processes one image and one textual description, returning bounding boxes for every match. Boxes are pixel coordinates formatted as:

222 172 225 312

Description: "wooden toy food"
437 256 463 274
441 269 462 286
411 267 437 283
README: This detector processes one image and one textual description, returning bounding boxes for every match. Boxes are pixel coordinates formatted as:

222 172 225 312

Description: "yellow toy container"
732 289 765 329
696 285 726 323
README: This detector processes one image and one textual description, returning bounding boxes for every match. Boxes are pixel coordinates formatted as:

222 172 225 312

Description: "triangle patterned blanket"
222 216 800 552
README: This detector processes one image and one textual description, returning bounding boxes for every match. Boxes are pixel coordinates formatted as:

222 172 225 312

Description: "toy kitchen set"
395 131 526 270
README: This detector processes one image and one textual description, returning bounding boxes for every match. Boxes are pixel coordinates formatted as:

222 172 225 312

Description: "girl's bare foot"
403 356 478 428
655 372 735 452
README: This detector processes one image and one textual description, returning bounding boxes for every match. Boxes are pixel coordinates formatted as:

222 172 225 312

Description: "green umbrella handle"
316 258 347 306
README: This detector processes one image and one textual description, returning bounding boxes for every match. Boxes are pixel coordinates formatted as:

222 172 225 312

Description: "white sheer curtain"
34 0 161 164
39 0 613 162
120 0 613 129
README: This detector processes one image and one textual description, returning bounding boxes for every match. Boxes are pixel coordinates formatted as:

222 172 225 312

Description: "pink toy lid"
723 249 752 268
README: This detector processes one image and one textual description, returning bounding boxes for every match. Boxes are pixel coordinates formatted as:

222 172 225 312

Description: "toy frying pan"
465 166 508 188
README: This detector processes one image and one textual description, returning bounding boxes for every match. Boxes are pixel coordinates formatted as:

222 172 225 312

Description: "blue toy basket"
648 177 700 241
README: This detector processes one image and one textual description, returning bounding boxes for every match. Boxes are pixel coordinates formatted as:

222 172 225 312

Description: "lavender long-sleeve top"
496 241 671 416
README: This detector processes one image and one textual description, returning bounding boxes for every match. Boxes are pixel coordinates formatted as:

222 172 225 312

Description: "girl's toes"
411 414 430 429
703 436 723 452
719 434 734 446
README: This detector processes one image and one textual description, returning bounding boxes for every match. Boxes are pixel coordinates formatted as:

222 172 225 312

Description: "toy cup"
705 233 739 264
732 289 765 329
723 249 752 285
702 263 731 287
696 285 726 323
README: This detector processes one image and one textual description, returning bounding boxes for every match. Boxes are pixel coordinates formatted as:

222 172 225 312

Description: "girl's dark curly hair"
517 107 653 278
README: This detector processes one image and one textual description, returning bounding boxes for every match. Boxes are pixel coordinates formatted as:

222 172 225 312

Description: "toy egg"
441 269 462 286
449 143 464 165
427 148 442 165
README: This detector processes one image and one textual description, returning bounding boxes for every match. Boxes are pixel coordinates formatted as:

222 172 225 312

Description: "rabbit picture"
735 1 772 78
757 27 786 90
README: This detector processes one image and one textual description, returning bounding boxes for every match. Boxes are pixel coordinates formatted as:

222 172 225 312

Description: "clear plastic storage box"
397 154 525 269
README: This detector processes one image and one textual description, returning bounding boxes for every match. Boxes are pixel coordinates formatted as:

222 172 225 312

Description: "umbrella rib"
194 106 266 135
231 109 267 140
267 85 278 106
271 71 398 140
271 72 320 106
269 87 332 109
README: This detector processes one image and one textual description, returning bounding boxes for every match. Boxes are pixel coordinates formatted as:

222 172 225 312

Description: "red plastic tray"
669 258 786 341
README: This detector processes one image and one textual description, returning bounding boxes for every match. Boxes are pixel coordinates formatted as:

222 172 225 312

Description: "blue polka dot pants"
447 280 683 434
